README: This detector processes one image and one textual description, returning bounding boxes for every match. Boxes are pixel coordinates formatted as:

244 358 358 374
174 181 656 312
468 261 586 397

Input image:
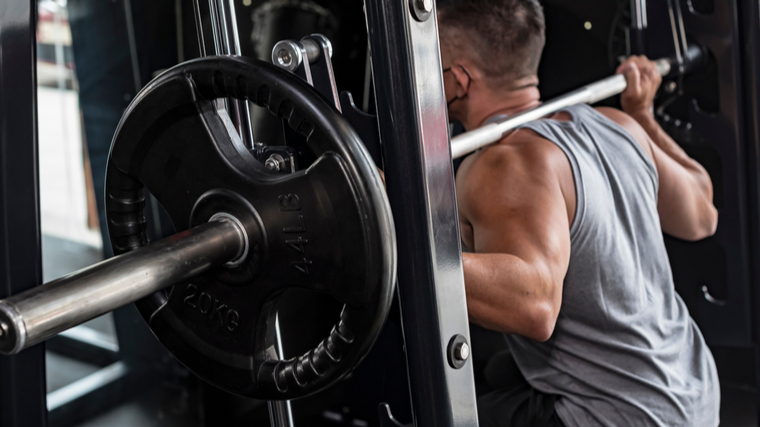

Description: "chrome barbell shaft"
450 58 672 159
0 218 247 355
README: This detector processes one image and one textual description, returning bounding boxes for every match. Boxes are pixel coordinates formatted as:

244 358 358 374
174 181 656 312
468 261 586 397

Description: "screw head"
664 81 677 93
454 342 470 361
277 49 292 68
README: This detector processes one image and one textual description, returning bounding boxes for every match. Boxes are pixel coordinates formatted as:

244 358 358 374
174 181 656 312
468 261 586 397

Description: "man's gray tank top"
506 103 719 426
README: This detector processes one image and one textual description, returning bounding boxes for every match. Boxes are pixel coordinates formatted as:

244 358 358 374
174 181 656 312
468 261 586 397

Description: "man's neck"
464 85 541 130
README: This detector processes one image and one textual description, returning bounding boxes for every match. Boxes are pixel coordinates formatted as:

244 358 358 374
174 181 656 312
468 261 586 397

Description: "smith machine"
0 0 721 426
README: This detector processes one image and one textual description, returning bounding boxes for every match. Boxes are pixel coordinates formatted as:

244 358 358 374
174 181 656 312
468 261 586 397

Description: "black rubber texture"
105 56 396 400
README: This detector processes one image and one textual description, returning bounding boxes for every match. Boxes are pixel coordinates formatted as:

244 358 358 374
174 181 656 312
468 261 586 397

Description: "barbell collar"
0 217 247 355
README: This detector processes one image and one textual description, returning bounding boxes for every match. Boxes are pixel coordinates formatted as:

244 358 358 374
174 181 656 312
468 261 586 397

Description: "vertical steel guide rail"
197 1 294 424
206 0 255 148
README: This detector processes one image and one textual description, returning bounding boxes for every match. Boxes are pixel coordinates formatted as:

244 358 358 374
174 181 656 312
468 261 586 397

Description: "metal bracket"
272 34 383 169
272 34 340 110
251 143 297 174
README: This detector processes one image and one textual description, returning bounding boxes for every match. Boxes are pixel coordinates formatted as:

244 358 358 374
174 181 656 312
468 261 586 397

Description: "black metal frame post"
364 1 479 426
737 0 760 421
0 0 48 426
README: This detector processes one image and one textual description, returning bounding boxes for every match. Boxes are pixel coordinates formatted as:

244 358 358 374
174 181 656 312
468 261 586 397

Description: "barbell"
451 44 705 159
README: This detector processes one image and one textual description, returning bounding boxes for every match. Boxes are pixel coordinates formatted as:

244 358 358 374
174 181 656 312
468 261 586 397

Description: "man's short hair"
438 0 545 89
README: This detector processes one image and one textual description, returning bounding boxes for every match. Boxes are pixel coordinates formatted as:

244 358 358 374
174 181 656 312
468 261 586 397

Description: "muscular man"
437 1 720 425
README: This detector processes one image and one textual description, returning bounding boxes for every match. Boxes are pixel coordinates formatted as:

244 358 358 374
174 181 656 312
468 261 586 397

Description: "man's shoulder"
458 128 567 182
462 128 561 171
456 128 571 208
594 106 638 128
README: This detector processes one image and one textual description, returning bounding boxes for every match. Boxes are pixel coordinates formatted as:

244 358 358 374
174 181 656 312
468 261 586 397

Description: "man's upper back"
458 104 719 426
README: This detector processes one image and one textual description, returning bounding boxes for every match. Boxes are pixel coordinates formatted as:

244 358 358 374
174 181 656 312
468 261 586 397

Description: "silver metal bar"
666 0 689 76
267 313 294 427
666 2 683 70
631 0 648 29
0 219 247 355
451 58 671 159
208 0 255 149
193 0 207 56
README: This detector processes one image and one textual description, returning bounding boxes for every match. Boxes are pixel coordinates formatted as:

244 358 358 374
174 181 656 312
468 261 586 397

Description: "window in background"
36 0 119 414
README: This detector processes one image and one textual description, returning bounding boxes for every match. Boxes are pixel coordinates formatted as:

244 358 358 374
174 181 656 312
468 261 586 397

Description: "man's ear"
449 64 472 98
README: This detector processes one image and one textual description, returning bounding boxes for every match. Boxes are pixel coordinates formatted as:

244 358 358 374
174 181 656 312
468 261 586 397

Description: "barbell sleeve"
0 217 247 355
450 57 675 159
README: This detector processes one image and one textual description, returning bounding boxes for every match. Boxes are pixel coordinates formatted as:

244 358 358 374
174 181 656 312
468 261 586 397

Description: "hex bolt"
416 0 433 13
454 342 470 361
447 334 469 368
410 0 433 21
265 153 285 172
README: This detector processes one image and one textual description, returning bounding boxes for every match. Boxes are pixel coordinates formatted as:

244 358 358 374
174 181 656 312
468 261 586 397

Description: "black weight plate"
105 56 396 400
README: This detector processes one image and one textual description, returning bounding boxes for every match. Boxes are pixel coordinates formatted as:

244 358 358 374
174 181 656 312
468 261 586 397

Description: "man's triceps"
458 141 571 340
